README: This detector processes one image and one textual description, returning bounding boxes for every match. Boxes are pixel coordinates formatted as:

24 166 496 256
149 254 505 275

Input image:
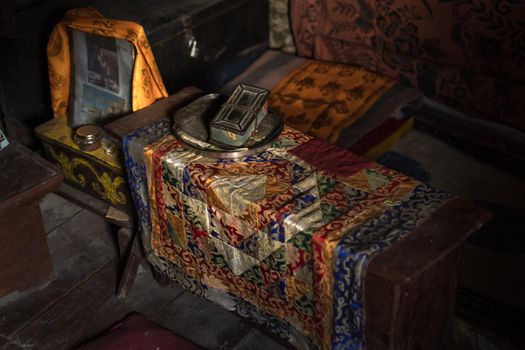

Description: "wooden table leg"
56 184 141 297
116 227 143 298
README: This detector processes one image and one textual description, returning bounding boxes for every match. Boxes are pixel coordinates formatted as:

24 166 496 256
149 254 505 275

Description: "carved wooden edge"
0 142 63 213
367 198 493 284
104 86 205 141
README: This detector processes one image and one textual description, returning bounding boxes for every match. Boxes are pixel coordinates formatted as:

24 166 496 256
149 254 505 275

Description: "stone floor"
390 129 525 210
0 127 523 350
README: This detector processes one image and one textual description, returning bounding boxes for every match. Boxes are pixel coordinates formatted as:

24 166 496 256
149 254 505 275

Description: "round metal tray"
172 94 283 159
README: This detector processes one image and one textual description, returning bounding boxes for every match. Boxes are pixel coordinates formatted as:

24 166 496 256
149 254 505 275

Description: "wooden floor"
0 193 287 350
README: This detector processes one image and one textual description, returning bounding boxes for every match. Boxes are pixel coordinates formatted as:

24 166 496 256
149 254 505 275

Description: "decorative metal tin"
103 142 116 156
210 84 269 147
35 117 132 212
73 125 102 152
172 93 282 159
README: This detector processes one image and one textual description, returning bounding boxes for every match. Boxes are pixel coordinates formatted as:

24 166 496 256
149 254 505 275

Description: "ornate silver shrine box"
210 84 269 147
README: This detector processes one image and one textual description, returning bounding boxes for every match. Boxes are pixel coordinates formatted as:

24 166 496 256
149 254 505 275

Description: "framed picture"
68 30 135 128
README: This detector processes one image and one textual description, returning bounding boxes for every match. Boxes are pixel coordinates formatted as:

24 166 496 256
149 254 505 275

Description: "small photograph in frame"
69 30 135 128
85 34 120 93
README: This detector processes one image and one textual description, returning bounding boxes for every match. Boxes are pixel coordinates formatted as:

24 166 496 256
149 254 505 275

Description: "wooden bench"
0 142 63 298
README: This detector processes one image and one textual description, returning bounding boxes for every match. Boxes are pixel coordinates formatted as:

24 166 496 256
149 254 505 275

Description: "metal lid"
227 84 269 111
75 125 102 143
211 105 256 135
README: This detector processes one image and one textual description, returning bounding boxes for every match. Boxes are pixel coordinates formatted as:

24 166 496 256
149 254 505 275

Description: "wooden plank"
40 193 83 234
56 183 133 228
0 209 115 338
151 292 253 350
115 226 133 261
105 206 133 229
104 87 205 140
55 183 109 218
0 341 23 350
72 263 184 348
0 336 8 348
55 183 135 262
365 247 464 350
0 143 62 212
117 229 143 298
0 142 62 212
0 143 61 299
232 329 289 350
364 199 491 350
368 199 492 283
392 248 462 350
10 259 119 350
0 201 54 299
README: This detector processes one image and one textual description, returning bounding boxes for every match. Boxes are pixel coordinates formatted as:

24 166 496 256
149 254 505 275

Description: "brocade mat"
123 118 454 350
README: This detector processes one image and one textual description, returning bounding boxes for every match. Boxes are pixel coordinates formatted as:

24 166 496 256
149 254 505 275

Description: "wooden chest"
364 199 491 349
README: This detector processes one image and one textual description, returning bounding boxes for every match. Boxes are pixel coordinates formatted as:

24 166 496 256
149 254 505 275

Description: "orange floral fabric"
47 7 167 118
290 0 525 133
270 60 396 145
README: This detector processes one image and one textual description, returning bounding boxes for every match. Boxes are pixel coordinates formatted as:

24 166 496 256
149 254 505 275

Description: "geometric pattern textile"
123 119 453 350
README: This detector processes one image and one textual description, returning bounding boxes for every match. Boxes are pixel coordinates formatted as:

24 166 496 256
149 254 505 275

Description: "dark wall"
0 0 268 144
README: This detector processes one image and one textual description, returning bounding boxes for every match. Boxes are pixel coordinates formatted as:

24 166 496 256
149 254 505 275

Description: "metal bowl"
172 94 283 159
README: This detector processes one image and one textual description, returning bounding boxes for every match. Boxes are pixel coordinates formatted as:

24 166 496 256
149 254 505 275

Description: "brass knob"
73 125 102 152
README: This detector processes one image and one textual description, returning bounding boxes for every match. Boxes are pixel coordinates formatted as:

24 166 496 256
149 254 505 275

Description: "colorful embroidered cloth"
123 118 453 350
